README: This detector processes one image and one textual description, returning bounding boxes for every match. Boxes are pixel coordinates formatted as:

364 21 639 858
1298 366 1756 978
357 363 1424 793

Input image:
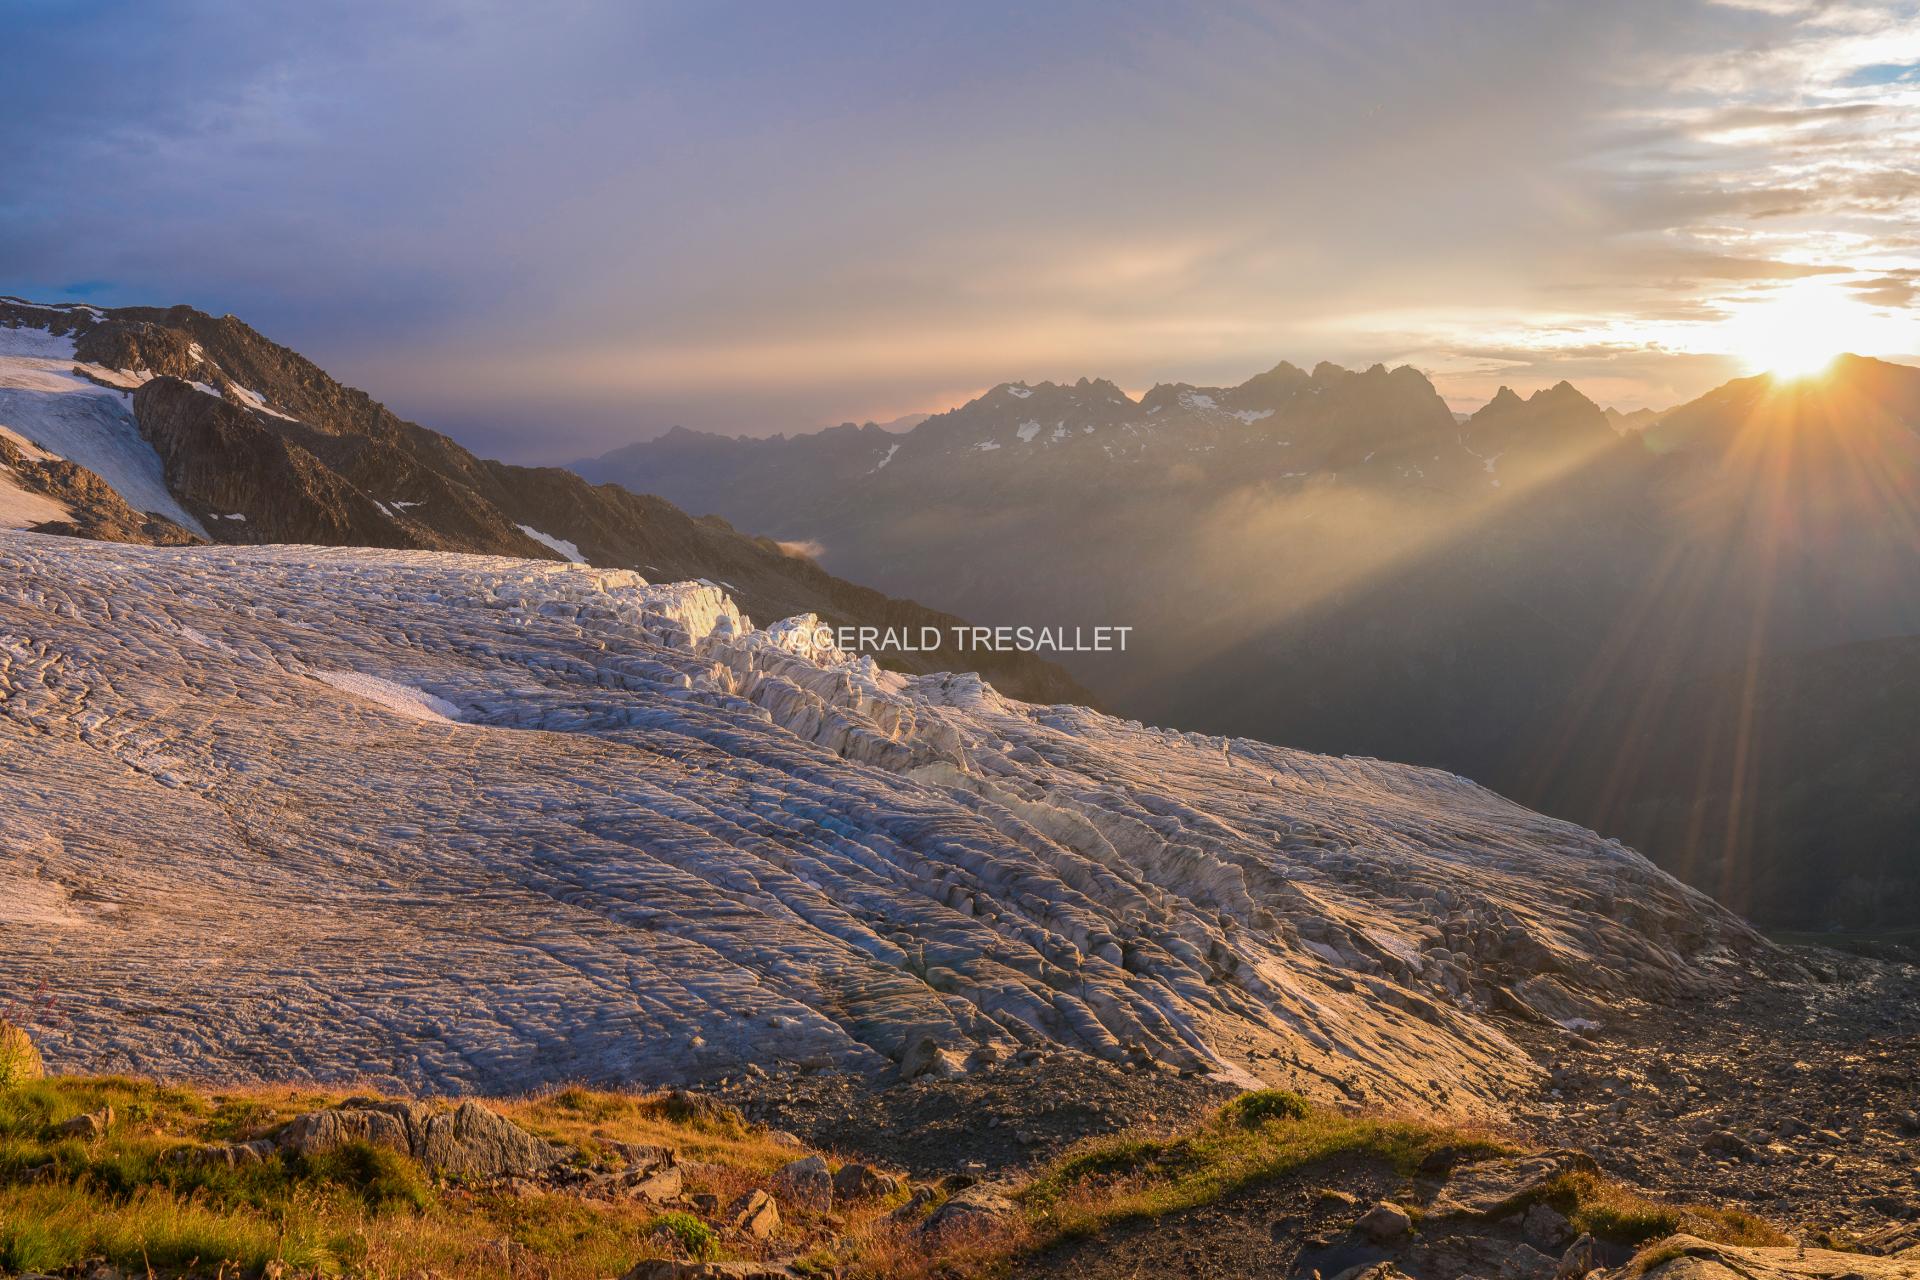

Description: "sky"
3 0 1919 461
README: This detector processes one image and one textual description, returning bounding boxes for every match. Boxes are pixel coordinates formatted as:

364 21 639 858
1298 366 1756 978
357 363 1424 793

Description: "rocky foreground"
2 1065 1914 1280
0 535 1771 1114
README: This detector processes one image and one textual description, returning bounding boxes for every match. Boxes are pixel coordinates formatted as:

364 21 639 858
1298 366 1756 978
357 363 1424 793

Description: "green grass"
1013 1092 1785 1263
1020 1091 1513 1243
1532 1171 1790 1248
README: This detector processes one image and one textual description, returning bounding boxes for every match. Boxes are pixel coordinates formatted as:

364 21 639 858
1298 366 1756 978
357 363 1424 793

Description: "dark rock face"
134 378 422 548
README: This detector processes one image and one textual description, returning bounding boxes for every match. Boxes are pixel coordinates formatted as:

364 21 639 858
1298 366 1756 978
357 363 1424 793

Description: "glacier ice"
0 534 1759 1106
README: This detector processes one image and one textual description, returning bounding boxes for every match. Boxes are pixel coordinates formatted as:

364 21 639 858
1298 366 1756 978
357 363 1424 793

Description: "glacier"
0 533 1760 1107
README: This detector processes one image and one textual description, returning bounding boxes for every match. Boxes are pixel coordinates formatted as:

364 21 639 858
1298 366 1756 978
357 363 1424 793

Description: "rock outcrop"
276 1100 569 1180
1633 1235 1920 1280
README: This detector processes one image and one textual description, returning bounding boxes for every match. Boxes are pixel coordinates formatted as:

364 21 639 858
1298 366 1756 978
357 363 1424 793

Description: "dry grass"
0 1075 887 1279
0 1078 1792 1279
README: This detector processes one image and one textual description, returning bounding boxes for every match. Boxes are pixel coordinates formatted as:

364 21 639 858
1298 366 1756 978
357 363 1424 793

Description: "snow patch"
1015 420 1041 444
516 524 586 564
227 383 300 423
869 442 901 473
1231 408 1274 424
1005 384 1033 399
0 471 72 529
0 325 207 536
312 670 465 724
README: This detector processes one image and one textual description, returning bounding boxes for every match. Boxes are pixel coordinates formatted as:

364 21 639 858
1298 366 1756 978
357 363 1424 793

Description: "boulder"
1524 1202 1573 1249
620 1263 797 1280
922 1181 1019 1237
416 1100 570 1180
277 1099 569 1181
1557 1233 1600 1278
1427 1150 1597 1217
56 1106 114 1140
898 1031 966 1081
1357 1201 1413 1242
612 1165 684 1203
726 1188 781 1240
772 1154 832 1211
277 1100 419 1159
832 1161 902 1201
1632 1234 1920 1280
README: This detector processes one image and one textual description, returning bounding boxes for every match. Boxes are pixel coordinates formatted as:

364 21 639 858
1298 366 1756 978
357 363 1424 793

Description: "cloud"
1851 271 1920 305
1 0 1917 458
1691 102 1887 133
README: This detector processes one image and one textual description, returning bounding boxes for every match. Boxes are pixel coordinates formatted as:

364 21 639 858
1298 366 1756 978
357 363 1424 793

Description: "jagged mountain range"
0 298 1087 705
578 355 1920 930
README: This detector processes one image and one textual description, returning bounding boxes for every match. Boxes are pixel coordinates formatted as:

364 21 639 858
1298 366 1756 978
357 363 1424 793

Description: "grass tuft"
1532 1171 1792 1249
647 1209 720 1260
1221 1089 1310 1127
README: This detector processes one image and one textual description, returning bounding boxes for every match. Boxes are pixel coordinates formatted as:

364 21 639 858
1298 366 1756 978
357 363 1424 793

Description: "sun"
1718 280 1884 380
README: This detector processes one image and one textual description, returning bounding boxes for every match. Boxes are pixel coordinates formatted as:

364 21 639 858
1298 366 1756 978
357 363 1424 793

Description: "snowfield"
0 534 1757 1103
0 326 208 535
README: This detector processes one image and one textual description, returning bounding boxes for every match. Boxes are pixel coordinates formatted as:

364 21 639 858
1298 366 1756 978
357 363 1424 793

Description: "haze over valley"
579 352 1920 932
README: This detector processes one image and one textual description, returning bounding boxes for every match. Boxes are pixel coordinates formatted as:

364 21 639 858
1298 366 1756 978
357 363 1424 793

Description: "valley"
578 356 1920 933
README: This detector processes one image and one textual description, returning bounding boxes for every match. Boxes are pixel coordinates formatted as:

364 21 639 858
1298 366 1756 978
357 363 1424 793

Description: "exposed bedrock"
0 536 1769 1112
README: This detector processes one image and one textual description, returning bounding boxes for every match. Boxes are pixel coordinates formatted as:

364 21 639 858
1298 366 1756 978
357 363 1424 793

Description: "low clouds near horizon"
2 0 1917 460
